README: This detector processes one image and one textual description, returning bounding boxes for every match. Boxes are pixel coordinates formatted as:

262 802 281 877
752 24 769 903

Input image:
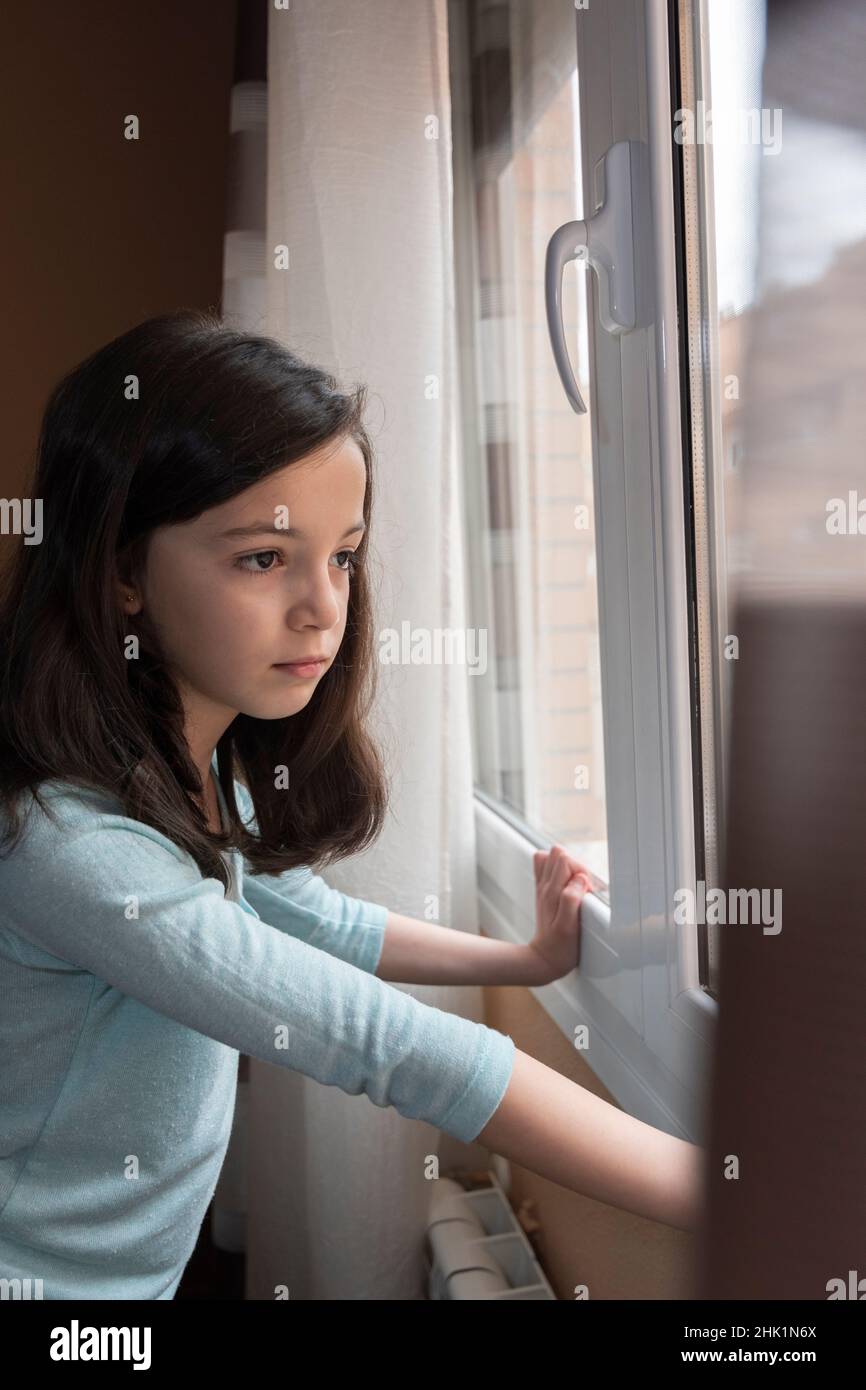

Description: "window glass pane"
452 0 608 887
679 0 767 994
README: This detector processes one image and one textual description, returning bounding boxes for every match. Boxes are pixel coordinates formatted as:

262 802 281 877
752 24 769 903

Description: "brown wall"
0 0 237 498
484 986 697 1300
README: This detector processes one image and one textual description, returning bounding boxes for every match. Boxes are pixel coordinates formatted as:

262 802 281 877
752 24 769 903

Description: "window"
451 0 718 1145
449 0 608 889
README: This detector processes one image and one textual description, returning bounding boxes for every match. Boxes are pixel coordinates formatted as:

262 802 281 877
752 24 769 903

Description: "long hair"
0 309 389 890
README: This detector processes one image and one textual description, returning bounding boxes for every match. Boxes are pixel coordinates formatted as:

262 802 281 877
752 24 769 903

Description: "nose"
285 561 343 631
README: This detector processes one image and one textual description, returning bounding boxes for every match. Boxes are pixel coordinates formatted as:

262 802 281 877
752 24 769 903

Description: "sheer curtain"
237 0 494 1300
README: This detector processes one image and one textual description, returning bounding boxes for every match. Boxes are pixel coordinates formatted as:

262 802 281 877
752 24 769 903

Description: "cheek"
152 569 247 654
203 578 273 649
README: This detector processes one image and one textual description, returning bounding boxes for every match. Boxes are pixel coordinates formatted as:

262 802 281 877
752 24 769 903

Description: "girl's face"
125 434 368 756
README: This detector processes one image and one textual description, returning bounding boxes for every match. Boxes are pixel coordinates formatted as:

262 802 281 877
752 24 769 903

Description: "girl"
0 310 703 1300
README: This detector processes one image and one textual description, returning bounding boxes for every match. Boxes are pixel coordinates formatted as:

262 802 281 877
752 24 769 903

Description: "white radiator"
425 1172 556 1299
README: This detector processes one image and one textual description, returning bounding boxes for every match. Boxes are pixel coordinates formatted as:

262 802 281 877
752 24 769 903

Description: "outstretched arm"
372 844 705 1232
377 846 595 986
232 783 703 1228
479 1048 705 1232
372 911 556 985
239 776 590 987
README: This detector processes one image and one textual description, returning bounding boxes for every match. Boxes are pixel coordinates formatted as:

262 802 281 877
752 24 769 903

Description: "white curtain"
239 0 492 1300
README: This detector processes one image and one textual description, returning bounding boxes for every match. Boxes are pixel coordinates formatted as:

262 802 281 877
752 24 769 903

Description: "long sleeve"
231 778 387 975
1 789 515 1146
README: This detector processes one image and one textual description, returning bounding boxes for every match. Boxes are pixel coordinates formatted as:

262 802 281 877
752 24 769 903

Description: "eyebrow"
215 520 366 542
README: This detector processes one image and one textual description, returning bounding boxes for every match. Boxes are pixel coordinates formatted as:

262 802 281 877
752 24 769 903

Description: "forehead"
200 436 368 542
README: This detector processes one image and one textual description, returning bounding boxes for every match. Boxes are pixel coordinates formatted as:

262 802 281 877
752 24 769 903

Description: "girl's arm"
375 845 593 985
477 1048 704 1232
8 790 702 1231
4 790 516 1146
374 852 705 1232
237 779 585 986
374 911 559 985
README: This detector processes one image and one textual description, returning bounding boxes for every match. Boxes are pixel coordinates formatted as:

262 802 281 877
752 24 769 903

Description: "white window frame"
454 0 717 1144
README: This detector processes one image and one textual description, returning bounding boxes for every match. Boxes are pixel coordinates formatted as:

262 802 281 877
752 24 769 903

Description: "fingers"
535 845 594 894
550 852 573 894
560 872 591 910
553 875 586 968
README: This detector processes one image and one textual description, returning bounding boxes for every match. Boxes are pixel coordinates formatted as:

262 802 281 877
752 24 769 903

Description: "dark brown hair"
0 309 390 890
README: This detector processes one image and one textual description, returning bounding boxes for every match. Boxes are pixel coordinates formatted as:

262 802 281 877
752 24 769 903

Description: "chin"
240 692 315 719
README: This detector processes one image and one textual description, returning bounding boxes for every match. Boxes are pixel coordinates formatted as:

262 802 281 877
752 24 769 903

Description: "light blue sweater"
0 770 515 1300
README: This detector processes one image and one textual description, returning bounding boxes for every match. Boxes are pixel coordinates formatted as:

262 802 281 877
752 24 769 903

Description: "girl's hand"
528 846 595 984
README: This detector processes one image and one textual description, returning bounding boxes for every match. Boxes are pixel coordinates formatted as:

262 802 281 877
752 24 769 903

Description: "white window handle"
545 139 639 414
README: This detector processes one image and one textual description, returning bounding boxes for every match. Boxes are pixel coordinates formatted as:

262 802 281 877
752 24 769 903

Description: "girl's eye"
234 550 283 576
233 549 360 578
332 550 359 576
